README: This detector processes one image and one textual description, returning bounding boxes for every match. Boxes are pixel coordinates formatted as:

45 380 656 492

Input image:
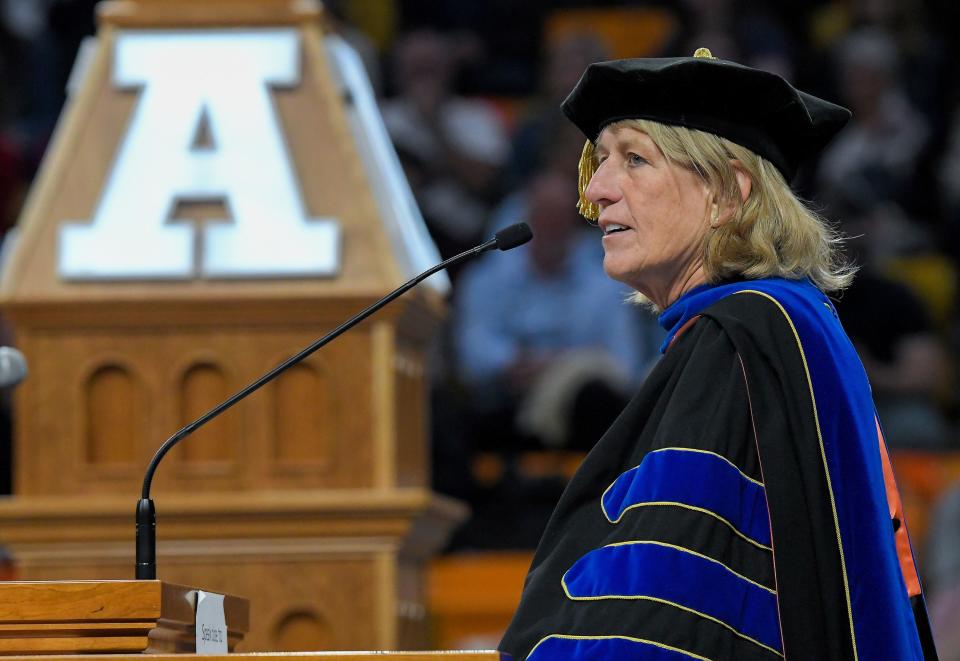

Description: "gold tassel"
693 47 715 59
577 139 601 222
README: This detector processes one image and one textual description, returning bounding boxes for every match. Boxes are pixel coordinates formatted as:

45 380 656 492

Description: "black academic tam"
561 52 851 181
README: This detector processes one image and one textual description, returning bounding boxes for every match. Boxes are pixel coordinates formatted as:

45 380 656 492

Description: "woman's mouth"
602 223 631 236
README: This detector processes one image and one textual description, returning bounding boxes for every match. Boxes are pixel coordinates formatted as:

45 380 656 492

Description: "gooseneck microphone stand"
135 222 533 579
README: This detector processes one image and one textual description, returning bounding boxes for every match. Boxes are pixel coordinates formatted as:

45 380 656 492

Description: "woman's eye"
627 153 646 166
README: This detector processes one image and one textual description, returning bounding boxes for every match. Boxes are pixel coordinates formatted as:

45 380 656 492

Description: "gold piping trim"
600 448 764 524
558 584 783 658
601 539 776 594
528 634 712 661
738 353 788 650
602 501 772 551
649 446 765 486
734 289 858 660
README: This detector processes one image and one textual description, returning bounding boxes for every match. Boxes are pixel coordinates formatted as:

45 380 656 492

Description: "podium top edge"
0 654 507 660
0 580 249 631
96 0 328 30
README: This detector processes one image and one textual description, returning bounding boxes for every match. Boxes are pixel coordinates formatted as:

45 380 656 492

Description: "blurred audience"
507 32 608 189
925 483 960 659
454 171 660 453
436 171 660 548
2 7 960 623
938 117 960 261
677 0 740 61
380 29 509 267
834 210 950 449
817 28 929 214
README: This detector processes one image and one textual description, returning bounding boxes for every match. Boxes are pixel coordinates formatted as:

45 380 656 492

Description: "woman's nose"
584 160 619 209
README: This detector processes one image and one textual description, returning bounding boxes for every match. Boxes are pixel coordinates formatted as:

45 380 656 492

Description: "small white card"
195 591 228 654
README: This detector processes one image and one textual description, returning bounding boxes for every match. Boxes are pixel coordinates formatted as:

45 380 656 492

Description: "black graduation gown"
499 279 937 661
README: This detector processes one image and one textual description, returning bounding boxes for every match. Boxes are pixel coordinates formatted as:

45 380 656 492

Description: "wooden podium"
0 0 469 652
2 656 502 661
39 655 504 660
0 580 505 659
0 581 249 655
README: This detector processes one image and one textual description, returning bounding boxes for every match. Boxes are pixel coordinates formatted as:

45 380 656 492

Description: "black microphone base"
135 498 156 580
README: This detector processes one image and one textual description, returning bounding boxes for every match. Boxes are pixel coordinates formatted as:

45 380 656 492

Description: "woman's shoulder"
702 278 837 334
698 279 859 379
662 278 851 372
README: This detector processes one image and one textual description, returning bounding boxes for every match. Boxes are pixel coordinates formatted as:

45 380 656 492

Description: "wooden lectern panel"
1 650 502 661
0 0 452 652
0 490 465 651
0 581 248 655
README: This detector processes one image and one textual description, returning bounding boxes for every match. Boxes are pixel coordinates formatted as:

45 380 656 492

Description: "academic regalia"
499 278 938 660
497 48 938 660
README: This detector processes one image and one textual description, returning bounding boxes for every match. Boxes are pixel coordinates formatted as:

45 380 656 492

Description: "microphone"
493 222 533 251
135 223 533 579
0 347 28 388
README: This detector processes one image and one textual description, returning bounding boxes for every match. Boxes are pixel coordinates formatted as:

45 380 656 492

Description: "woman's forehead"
595 124 656 152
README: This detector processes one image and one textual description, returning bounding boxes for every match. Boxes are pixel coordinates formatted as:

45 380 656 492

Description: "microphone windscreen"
494 222 533 251
0 347 27 388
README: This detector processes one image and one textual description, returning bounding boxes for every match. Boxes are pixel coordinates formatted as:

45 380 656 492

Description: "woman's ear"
713 159 752 227
731 159 752 203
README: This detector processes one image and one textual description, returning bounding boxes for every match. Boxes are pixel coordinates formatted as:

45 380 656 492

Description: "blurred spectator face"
681 0 734 22
1 0 48 40
838 29 898 121
678 0 740 60
853 0 898 24
749 53 792 81
527 173 580 275
740 12 795 81
843 62 889 121
545 33 608 101
393 30 454 113
839 203 917 267
542 123 594 176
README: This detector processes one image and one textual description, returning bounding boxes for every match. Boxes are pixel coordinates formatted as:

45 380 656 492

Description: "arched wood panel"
84 363 143 467
177 361 233 464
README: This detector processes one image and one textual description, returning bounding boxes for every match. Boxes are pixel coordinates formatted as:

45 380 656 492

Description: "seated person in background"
381 29 509 267
924 484 960 660
434 171 660 550
454 171 661 453
834 271 949 448
507 32 609 188
817 28 929 214
833 206 951 449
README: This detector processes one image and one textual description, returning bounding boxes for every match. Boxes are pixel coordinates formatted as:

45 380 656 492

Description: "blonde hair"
577 119 855 294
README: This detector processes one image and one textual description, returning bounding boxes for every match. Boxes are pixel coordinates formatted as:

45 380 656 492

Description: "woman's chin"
602 257 641 289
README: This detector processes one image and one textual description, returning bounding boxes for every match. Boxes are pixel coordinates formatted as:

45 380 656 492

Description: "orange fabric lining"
875 417 922 598
666 315 702 352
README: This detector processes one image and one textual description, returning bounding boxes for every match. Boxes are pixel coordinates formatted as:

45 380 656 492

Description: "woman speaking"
499 49 939 661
